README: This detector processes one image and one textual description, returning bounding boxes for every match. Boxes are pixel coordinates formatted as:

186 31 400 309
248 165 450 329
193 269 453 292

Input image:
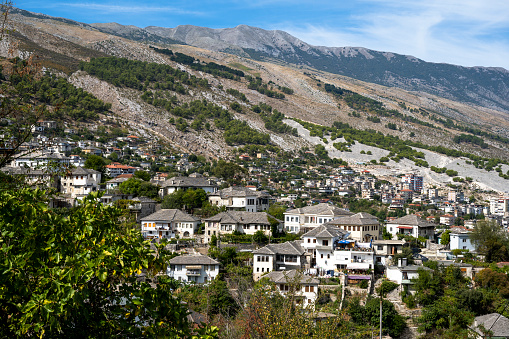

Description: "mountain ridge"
86 22 509 114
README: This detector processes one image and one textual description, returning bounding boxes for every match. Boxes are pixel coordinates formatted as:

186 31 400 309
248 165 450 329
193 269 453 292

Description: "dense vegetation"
80 57 271 146
453 133 489 148
8 61 111 122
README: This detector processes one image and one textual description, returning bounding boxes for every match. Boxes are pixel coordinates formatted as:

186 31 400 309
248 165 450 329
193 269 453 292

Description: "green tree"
0 188 206 338
470 220 509 262
268 203 286 220
364 298 406 338
441 230 451 245
84 154 107 173
134 170 151 181
253 230 269 244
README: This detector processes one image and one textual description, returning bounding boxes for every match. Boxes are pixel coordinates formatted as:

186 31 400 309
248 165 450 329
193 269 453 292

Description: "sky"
14 0 509 70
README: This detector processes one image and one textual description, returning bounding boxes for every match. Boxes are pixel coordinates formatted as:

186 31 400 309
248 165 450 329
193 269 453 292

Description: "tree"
161 189 207 212
211 160 247 183
134 170 151 181
470 220 509 262
268 203 286 220
253 230 268 244
441 230 451 245
84 154 107 173
0 188 210 337
364 298 406 338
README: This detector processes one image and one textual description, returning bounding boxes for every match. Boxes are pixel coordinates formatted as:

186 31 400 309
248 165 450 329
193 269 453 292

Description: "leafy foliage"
0 188 196 337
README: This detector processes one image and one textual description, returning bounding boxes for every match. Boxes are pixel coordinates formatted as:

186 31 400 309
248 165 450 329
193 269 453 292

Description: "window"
327 254 330 259
309 286 314 292
305 286 309 292
313 239 316 243
257 267 259 272
323 240 328 246
377 245 383 250
462 239 466 243
307 239 310 243
308 299 311 304
320 254 323 259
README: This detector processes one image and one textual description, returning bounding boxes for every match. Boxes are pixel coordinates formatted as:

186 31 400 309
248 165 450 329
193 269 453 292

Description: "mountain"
91 23 509 114
4 7 509 192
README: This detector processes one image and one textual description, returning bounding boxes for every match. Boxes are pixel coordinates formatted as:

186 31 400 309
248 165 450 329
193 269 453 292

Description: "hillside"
2 7 509 192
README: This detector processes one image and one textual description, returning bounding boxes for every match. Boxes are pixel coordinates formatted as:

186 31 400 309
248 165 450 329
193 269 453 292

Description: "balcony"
186 270 202 276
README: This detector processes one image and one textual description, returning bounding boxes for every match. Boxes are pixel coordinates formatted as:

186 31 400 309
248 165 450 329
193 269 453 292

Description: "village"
3 119 509 337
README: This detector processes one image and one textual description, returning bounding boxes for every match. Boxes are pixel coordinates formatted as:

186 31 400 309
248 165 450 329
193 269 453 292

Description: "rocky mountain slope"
3 7 509 191
91 23 509 116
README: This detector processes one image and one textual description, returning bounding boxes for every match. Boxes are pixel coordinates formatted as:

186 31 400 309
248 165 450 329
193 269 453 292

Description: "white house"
264 270 319 308
12 151 70 169
252 241 307 280
159 176 218 198
140 209 201 240
284 203 353 234
61 167 101 199
372 239 406 265
208 186 270 212
386 214 436 239
450 228 476 252
167 255 220 284
301 224 376 273
105 162 137 178
204 211 281 244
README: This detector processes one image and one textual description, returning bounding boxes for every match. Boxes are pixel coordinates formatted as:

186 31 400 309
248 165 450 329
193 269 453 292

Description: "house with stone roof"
204 211 282 243
167 255 220 284
252 241 307 280
301 224 349 269
386 214 436 239
284 203 353 234
159 176 218 198
263 269 319 308
208 186 270 212
140 209 201 240
61 166 101 199
470 313 509 338
326 212 381 242
302 224 375 272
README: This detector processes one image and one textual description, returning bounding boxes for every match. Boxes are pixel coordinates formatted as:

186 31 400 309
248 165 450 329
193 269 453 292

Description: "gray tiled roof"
387 214 435 227
140 209 200 222
161 176 216 188
327 212 379 226
253 240 305 255
472 313 509 337
205 211 279 225
302 224 349 238
209 186 270 198
285 203 353 217
169 255 219 265
264 270 319 284
68 166 100 175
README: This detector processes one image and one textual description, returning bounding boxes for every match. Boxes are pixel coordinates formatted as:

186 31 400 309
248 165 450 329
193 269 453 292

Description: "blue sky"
15 0 509 70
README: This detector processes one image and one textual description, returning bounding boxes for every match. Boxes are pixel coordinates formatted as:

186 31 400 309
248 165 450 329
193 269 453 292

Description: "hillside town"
3 119 509 337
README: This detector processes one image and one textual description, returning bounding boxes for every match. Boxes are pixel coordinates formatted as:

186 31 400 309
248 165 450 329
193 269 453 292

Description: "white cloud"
283 0 509 69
